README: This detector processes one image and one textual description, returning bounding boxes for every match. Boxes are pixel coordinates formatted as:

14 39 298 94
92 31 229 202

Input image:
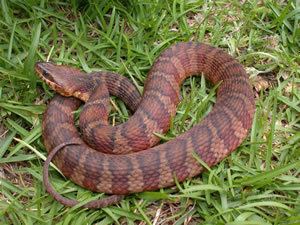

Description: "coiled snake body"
36 42 255 208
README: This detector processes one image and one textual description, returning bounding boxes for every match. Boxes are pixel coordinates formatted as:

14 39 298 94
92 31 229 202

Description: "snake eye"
42 69 50 78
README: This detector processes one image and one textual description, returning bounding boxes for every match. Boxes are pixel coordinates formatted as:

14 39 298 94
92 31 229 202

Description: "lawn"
0 0 299 224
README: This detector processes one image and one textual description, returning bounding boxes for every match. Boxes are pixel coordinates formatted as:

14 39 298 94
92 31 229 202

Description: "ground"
0 0 299 224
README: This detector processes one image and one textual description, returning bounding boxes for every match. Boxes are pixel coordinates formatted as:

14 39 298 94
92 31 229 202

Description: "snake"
35 42 255 208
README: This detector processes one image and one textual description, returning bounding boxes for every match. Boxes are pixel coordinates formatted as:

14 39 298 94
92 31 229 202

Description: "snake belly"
41 42 255 196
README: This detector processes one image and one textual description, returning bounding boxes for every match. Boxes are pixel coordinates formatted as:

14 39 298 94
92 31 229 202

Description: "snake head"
35 62 90 101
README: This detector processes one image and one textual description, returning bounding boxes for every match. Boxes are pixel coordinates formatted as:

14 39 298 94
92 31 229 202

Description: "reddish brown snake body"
36 42 255 208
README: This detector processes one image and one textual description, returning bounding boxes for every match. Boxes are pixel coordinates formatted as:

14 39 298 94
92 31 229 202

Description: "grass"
0 0 299 224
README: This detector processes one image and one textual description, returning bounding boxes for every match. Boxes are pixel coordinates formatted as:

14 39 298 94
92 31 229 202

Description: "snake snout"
35 62 57 83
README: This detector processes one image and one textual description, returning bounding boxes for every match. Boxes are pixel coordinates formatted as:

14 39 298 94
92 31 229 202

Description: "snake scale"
35 42 255 208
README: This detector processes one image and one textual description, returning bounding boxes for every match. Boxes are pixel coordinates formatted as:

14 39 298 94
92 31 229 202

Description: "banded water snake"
36 42 255 208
